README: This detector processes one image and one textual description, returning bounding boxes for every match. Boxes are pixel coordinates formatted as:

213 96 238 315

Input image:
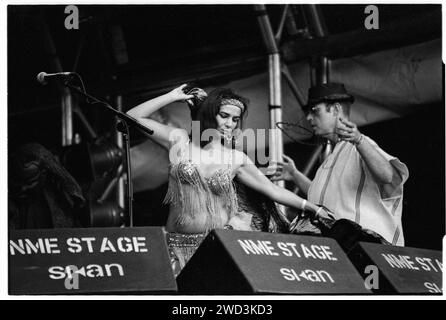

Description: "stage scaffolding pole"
114 95 126 217
254 4 288 218
40 14 74 147
254 5 284 189
303 4 333 160
254 5 328 199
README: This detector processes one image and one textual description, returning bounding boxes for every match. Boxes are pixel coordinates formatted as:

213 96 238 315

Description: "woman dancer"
127 84 327 275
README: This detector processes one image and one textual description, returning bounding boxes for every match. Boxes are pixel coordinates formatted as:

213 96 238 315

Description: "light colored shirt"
308 136 409 246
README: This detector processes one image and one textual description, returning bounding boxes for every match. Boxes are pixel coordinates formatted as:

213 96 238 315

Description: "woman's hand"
167 84 195 102
290 205 336 233
315 206 336 220
270 155 298 182
297 204 336 227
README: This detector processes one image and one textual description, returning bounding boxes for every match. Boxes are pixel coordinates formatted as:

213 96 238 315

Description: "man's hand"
336 117 362 144
270 154 298 182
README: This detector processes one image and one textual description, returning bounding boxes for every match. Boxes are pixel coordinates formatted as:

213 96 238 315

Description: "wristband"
301 199 307 211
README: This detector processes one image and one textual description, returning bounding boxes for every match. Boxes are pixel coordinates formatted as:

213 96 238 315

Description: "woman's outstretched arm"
234 152 320 215
126 84 193 149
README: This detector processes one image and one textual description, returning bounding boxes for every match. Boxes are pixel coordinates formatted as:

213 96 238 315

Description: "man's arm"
337 118 397 186
290 168 312 196
355 136 394 184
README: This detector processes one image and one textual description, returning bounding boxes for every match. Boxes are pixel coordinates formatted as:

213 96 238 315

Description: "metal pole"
115 95 126 212
40 14 74 146
304 4 329 84
254 5 284 189
292 144 323 194
281 64 305 107
72 107 98 140
304 5 331 161
61 88 73 146
254 5 279 54
303 145 323 176
268 53 284 179
275 4 289 43
320 56 329 83
305 4 328 37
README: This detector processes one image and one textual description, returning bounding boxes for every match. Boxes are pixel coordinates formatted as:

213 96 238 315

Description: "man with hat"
272 82 409 246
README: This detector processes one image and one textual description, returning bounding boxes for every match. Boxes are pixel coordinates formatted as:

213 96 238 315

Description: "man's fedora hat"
305 82 354 111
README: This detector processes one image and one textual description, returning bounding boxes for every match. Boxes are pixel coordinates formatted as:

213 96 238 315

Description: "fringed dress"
163 142 242 276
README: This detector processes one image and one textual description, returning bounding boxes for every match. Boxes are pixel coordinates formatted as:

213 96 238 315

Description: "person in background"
272 82 409 246
9 143 85 229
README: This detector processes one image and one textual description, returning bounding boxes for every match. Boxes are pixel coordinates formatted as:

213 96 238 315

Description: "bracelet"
315 207 323 218
224 224 234 230
301 199 307 211
353 134 364 146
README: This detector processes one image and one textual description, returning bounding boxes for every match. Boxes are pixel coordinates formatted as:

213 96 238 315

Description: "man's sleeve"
365 136 409 200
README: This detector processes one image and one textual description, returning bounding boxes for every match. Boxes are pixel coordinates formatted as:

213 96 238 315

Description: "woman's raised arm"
126 84 193 149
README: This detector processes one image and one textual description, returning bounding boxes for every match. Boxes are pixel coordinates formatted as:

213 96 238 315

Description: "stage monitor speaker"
9 227 177 294
349 242 443 294
177 229 371 295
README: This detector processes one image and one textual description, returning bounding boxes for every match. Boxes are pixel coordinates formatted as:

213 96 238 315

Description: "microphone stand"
64 82 154 227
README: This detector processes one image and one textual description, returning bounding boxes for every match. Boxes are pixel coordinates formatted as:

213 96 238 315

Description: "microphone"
36 71 75 85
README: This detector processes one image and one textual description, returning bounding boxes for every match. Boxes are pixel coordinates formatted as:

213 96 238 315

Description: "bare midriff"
166 201 230 234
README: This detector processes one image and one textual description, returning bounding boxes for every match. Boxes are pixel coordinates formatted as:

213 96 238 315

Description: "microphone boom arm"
66 83 154 136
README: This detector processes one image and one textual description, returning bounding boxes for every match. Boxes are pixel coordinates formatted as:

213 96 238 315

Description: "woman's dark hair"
191 88 249 147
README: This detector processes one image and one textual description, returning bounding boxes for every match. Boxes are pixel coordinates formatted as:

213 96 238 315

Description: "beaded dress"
163 140 239 275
